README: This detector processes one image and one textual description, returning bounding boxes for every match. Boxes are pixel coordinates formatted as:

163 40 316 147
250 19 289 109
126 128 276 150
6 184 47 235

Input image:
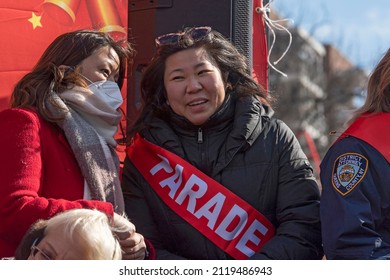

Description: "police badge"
332 153 368 196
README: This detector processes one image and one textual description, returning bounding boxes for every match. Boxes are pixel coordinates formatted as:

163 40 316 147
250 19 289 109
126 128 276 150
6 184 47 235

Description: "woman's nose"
186 77 202 93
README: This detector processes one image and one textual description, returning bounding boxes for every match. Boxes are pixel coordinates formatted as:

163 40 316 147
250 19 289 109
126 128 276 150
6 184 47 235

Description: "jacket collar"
143 93 273 175
168 92 235 134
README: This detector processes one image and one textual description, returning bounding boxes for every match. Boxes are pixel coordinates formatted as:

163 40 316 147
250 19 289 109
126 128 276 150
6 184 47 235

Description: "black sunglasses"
155 26 211 48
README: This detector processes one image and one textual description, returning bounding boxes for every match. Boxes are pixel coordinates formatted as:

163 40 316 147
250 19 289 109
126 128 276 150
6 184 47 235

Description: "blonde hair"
44 209 128 260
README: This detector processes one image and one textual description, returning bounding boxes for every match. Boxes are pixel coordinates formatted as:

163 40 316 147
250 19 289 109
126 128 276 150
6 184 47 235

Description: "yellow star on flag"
28 12 42 29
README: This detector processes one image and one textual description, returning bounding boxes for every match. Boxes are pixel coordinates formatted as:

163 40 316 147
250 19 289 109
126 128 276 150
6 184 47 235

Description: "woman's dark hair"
129 27 271 138
14 219 47 260
11 29 135 122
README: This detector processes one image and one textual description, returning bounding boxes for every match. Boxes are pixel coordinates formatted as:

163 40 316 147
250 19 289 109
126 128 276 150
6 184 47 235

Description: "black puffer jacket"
122 94 322 259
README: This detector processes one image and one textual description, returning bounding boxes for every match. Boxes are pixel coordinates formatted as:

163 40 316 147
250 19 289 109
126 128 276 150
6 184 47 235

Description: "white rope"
256 0 293 77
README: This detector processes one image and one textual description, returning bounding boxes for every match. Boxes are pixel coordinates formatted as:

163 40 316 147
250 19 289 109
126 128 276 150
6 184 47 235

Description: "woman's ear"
223 72 231 89
58 65 75 73
58 65 67 72
226 83 232 91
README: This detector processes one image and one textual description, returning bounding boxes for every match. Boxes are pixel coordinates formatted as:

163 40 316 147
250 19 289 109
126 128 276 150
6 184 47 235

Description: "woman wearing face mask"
122 27 322 259
0 30 154 260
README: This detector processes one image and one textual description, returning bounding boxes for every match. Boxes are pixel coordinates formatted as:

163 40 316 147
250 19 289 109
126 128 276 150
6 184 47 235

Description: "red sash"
340 113 390 162
126 134 275 259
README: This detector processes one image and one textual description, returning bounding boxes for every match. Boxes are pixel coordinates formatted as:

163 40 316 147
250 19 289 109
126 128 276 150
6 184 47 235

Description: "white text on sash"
150 154 269 257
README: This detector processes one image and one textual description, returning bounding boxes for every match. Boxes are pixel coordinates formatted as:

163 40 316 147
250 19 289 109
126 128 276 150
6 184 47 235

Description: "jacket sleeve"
320 137 390 259
0 109 114 255
121 156 186 260
251 121 323 260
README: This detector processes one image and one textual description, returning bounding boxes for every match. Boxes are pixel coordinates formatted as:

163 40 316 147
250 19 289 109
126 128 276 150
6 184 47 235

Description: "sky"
270 0 390 74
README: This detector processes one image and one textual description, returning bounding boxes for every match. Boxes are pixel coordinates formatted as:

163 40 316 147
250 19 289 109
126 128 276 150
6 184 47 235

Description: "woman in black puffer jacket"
121 26 323 260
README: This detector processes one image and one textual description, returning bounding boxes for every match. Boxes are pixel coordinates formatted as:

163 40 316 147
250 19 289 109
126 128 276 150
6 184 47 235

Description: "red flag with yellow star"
0 0 128 111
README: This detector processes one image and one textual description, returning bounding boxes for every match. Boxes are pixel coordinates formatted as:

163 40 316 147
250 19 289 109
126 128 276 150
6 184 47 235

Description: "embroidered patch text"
332 153 368 196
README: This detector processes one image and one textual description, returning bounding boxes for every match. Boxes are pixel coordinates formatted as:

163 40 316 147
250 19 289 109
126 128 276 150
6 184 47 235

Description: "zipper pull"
197 128 203 144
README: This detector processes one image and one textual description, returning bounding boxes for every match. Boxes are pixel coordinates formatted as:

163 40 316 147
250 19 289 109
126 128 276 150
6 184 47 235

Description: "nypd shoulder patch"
331 153 368 196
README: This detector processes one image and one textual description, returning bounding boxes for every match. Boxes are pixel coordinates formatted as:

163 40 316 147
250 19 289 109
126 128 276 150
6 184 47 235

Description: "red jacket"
0 108 114 258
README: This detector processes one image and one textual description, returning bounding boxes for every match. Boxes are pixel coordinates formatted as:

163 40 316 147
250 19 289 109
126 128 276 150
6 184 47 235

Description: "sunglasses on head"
155 26 211 48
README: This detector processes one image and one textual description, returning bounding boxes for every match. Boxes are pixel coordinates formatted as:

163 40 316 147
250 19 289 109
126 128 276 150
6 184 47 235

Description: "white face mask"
62 66 123 110
88 80 123 110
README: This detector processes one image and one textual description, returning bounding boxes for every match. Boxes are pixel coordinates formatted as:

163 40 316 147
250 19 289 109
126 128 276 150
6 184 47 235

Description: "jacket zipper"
197 127 207 172
197 128 203 144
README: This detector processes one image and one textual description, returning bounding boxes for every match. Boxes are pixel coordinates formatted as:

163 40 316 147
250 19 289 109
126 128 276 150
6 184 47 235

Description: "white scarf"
46 86 125 214
59 86 121 147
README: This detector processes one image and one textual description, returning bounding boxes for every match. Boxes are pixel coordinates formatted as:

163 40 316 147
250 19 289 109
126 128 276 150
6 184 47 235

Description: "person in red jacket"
0 30 152 259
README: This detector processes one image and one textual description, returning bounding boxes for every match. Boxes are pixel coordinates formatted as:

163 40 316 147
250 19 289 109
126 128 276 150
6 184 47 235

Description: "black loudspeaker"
126 0 253 129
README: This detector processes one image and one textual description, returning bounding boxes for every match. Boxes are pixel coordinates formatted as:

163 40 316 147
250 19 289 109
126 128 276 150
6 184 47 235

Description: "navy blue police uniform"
320 135 390 259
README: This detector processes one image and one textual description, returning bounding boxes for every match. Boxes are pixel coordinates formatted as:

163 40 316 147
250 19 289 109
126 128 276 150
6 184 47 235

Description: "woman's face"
78 45 120 83
163 47 226 126
28 226 88 260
